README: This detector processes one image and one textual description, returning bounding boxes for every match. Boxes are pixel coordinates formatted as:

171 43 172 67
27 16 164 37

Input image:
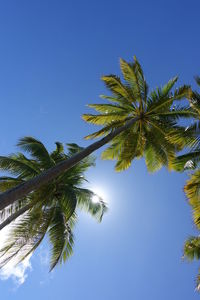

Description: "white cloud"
0 255 32 286
38 245 49 267
0 221 32 286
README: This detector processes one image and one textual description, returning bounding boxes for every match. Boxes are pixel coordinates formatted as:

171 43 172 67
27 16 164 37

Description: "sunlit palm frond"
0 206 53 268
87 103 129 114
75 188 108 221
82 112 129 126
101 75 133 104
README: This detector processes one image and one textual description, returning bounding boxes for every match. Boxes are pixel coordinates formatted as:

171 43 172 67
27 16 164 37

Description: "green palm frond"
184 236 200 291
167 122 200 150
84 120 126 140
82 112 129 126
157 106 196 119
184 236 200 260
49 209 75 271
50 142 65 162
87 103 129 114
184 170 200 204
67 143 84 155
171 152 200 172
195 76 200 87
0 154 40 178
184 170 200 228
147 84 190 114
17 137 55 168
120 57 142 101
101 75 133 104
144 130 172 172
146 77 178 112
0 176 24 192
114 127 144 171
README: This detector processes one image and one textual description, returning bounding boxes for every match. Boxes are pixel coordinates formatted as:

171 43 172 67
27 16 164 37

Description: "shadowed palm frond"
0 138 107 271
17 137 55 168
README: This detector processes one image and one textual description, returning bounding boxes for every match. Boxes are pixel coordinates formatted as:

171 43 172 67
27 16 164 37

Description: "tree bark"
0 117 138 211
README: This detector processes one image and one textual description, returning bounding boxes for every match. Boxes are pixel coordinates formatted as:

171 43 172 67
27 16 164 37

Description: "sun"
92 195 100 204
91 186 107 204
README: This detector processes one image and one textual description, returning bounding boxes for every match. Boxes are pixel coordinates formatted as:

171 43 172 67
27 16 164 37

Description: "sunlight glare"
92 195 100 204
92 186 108 204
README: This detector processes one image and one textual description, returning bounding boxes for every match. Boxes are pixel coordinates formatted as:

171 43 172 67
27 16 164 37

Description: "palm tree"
171 76 200 224
171 76 200 290
0 137 107 271
0 56 194 211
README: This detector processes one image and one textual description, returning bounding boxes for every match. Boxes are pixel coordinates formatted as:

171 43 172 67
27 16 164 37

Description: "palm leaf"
17 137 55 168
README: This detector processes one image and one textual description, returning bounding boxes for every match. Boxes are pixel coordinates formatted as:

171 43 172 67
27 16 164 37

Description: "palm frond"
147 84 190 113
84 120 126 140
184 236 200 291
0 206 54 268
87 103 129 114
0 154 40 178
49 208 75 271
17 137 55 168
184 236 200 260
82 112 129 126
101 75 133 103
75 188 107 221
195 76 200 87
120 58 141 100
171 152 200 172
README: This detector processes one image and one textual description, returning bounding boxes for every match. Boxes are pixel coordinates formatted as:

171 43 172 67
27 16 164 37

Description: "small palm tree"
0 57 194 210
0 137 107 271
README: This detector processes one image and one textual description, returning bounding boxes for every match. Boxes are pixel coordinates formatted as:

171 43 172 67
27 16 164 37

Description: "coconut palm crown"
83 56 195 172
0 137 107 271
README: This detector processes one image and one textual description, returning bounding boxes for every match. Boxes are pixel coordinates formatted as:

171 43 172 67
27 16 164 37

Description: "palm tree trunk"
0 117 139 211
0 203 31 230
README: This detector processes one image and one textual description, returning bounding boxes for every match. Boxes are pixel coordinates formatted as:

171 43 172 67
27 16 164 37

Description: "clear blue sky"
0 0 200 299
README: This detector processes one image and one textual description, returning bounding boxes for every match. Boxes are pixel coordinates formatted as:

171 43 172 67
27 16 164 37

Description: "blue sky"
0 0 200 299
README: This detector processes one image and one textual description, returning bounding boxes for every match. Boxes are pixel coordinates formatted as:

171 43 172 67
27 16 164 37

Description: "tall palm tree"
0 57 194 211
0 137 107 271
